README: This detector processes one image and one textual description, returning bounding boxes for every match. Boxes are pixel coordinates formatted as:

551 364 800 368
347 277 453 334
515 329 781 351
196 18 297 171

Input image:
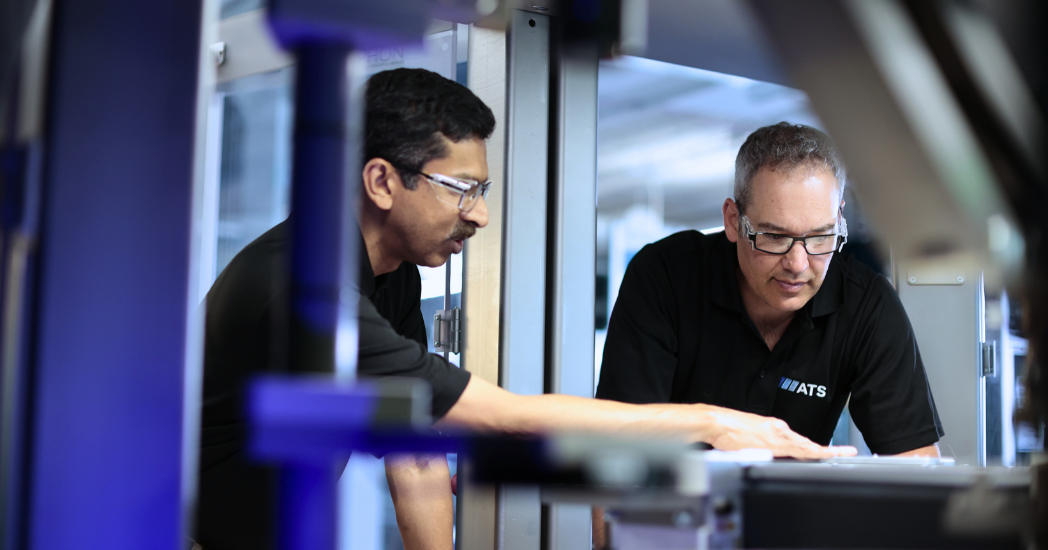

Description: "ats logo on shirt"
779 377 826 398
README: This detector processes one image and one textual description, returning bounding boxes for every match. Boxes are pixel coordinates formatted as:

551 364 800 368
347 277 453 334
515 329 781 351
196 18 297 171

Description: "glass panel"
214 68 294 278
364 29 457 81
220 0 263 19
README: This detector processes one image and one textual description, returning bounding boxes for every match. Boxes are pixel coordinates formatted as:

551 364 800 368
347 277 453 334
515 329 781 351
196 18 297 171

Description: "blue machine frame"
1 1 203 549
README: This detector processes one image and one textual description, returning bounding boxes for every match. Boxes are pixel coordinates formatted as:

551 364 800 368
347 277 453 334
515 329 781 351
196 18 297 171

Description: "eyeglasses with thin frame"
739 212 848 255
388 161 492 213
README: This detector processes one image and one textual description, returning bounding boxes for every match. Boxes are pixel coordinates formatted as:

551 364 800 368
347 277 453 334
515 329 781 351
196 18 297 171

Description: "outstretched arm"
892 444 940 457
438 376 856 459
385 454 454 550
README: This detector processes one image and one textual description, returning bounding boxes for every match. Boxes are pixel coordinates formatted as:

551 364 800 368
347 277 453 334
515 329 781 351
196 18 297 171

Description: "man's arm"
385 454 454 550
892 444 940 458
439 376 856 459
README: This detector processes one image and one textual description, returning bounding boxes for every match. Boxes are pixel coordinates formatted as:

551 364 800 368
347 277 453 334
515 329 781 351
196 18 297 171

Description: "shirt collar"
284 216 386 299
809 254 844 318
710 233 744 312
356 226 389 299
709 232 843 318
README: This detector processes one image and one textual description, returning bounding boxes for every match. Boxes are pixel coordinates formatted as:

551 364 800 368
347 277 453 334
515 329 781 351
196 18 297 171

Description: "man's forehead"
424 138 488 180
748 196 840 228
746 167 841 231
753 217 837 234
750 167 839 202
445 161 488 182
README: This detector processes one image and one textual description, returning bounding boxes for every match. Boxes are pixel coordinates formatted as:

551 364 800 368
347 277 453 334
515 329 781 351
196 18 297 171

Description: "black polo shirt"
595 230 943 455
196 219 470 549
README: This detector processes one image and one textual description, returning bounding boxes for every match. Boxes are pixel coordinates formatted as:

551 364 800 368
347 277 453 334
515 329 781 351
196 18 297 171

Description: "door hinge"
981 341 996 377
434 307 462 354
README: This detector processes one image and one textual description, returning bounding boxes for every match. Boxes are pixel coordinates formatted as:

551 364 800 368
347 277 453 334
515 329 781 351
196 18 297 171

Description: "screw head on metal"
908 276 918 284
956 276 964 283
209 42 226 67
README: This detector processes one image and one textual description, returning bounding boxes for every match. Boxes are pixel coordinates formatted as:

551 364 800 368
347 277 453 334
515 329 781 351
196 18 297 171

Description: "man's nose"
781 240 809 273
462 195 489 228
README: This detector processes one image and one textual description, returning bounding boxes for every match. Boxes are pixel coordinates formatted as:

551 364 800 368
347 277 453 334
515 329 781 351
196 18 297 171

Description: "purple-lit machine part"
3 1 202 549
249 376 450 550
259 2 459 548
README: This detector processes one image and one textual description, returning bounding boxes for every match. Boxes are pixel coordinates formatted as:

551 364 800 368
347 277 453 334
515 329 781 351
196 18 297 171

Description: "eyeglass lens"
458 182 491 213
755 233 839 254
424 174 488 213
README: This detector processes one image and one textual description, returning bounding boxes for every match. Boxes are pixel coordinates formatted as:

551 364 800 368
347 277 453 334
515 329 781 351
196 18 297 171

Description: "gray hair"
733 122 846 213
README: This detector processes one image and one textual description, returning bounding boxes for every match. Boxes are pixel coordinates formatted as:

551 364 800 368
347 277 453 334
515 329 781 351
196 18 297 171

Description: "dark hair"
734 122 846 213
365 68 496 189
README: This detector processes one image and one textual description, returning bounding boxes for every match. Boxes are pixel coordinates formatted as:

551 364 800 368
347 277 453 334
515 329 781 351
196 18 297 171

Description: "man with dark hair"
597 122 943 457
197 67 497 550
198 75 854 550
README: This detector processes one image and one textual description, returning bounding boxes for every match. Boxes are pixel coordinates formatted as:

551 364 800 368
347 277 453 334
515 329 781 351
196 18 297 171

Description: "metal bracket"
981 341 996 377
434 307 462 354
906 266 965 285
209 41 226 66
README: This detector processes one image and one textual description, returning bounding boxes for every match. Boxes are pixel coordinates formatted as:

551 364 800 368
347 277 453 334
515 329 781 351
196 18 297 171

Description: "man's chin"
776 300 808 313
417 254 450 268
765 288 812 312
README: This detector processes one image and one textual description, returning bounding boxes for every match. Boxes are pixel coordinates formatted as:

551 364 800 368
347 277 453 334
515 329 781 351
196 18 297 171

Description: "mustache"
773 273 809 284
448 222 476 241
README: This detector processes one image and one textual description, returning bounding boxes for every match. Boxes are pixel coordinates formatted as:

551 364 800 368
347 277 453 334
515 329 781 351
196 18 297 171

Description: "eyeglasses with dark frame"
387 160 492 213
739 212 848 255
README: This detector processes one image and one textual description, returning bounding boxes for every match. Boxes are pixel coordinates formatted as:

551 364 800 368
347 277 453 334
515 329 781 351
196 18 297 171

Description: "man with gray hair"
596 122 943 457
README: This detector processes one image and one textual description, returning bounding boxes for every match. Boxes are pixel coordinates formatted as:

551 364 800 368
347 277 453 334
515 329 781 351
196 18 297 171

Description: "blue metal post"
288 43 351 376
261 2 430 548
12 1 202 548
284 43 352 550
280 462 340 550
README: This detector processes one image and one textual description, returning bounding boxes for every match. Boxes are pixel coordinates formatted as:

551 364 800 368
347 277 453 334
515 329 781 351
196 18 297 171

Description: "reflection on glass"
215 68 294 277
220 0 263 19
364 29 457 81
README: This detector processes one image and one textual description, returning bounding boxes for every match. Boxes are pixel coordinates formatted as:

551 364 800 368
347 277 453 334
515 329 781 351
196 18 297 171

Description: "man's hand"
703 407 857 459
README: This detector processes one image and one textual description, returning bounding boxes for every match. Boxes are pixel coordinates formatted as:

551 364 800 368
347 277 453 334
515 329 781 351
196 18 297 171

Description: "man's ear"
361 158 398 212
723 198 740 243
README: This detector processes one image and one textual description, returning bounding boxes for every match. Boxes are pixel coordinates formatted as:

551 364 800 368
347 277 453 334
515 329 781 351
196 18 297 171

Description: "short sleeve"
595 243 680 404
358 297 470 419
389 262 429 347
847 276 944 454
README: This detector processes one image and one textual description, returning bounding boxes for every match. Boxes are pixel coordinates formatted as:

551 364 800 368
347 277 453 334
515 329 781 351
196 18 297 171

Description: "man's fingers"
770 421 860 459
717 410 859 460
789 442 831 459
767 434 823 458
767 430 844 459
802 442 859 459
830 445 858 457
778 443 859 460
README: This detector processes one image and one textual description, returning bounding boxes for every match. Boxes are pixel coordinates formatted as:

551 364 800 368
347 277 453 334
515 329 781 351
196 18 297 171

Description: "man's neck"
736 268 795 350
359 211 402 276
